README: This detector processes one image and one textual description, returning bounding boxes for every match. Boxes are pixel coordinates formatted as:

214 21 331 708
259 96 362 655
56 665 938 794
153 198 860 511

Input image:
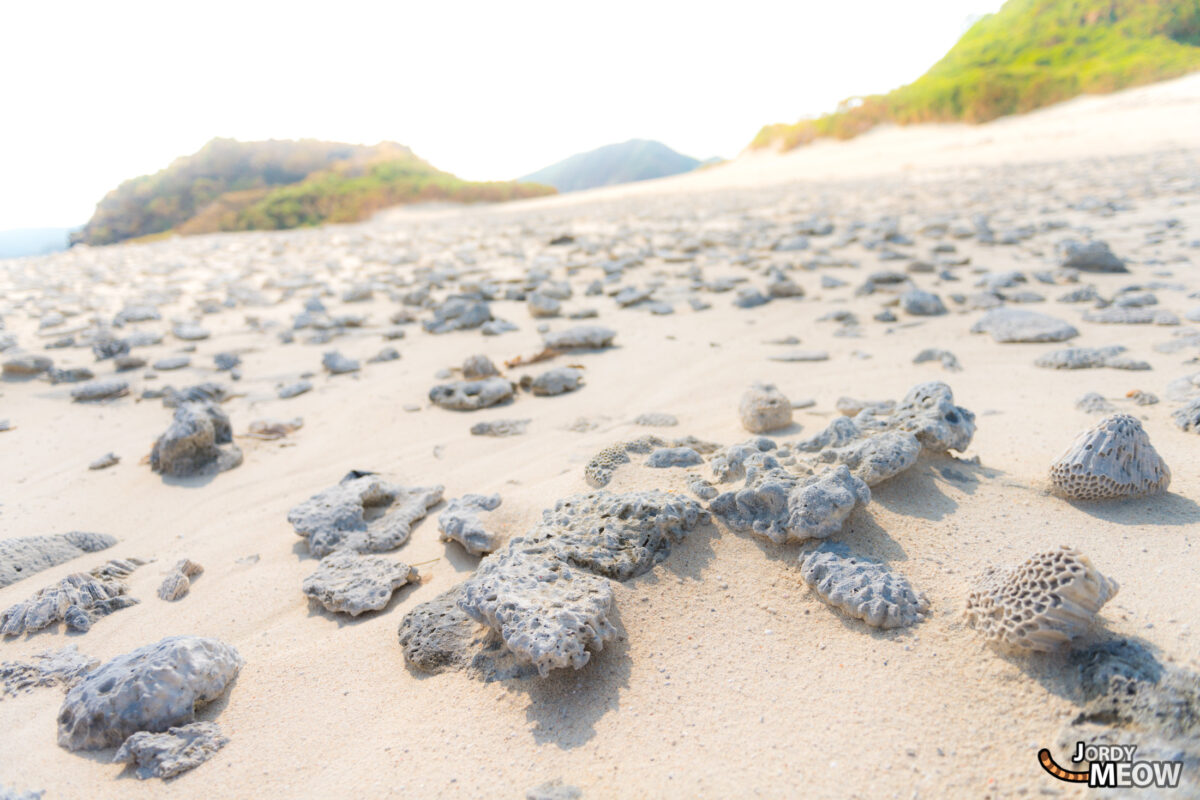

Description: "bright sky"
1 0 1003 229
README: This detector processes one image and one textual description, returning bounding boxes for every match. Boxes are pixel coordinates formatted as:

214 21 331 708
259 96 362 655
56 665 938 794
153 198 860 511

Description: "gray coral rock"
397 586 477 674
469 418 530 437
527 779 584 800
529 366 584 396
541 326 616 350
1034 345 1127 369
157 559 203 601
0 532 117 589
709 437 777 482
1 559 143 636
429 377 515 410
1 645 98 698
288 471 444 557
461 354 499 379
322 351 360 374
646 447 703 468
301 550 417 615
0 787 43 800
880 381 976 453
784 466 872 542
818 429 921 486
423 298 492 334
584 443 631 488
89 453 119 470
739 382 793 433
114 721 229 779
971 308 1079 343
900 289 947 316
964 546 1118 651
57 636 243 751
1075 391 1115 414
459 547 617 677
150 402 243 478
913 348 962 371
1083 307 1179 325
711 464 869 544
1173 397 1200 433
438 493 503 555
70 379 129 402
1049 413 1171 500
2 354 52 376
634 412 678 427
799 544 930 629
278 380 312 399
1058 239 1127 273
406 490 705 678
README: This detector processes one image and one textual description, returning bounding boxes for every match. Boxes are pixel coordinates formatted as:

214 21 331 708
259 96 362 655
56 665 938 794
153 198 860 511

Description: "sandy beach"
2 75 1199 799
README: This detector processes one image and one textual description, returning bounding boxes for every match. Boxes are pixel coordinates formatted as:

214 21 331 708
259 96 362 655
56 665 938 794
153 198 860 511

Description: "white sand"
1 74 1199 799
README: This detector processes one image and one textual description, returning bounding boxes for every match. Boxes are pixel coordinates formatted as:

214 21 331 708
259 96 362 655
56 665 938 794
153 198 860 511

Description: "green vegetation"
520 139 702 192
73 138 554 245
752 0 1200 151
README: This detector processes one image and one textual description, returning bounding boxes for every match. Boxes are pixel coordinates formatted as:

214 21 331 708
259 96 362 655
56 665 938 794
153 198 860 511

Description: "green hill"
73 138 555 246
520 139 701 192
752 0 1200 151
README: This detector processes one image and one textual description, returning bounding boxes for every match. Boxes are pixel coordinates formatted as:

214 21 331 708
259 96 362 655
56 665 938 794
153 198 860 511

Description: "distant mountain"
0 227 72 259
520 139 702 192
753 0 1200 151
73 138 555 246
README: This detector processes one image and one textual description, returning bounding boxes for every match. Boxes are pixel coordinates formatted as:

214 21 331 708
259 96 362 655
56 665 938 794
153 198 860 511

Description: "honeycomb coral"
964 546 1118 651
1048 414 1170 500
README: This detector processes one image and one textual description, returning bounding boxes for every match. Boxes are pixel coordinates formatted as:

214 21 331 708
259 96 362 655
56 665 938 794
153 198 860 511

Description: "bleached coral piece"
1049 414 1170 500
1 645 98 698
438 494 503 556
739 383 793 433
57 636 243 751
150 402 242 478
402 490 706 677
784 466 872 542
799 544 930 629
541 325 616 350
114 721 229 779
397 586 478 674
880 381 976 453
158 559 203 601
1 559 143 636
288 470 444 557
429 377 515 410
964 546 1118 652
712 464 868 544
582 436 667 487
458 548 617 678
301 550 416 615
709 437 777 482
0 532 117 589
817 430 921 486
524 491 707 581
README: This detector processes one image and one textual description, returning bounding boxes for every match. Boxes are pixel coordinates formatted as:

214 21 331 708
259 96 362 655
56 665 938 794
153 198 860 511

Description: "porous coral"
301 550 417 615
964 546 1118 651
288 470 444 557
1049 414 1170 500
57 636 243 751
114 722 229 779
438 493 503 555
799 543 930 629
